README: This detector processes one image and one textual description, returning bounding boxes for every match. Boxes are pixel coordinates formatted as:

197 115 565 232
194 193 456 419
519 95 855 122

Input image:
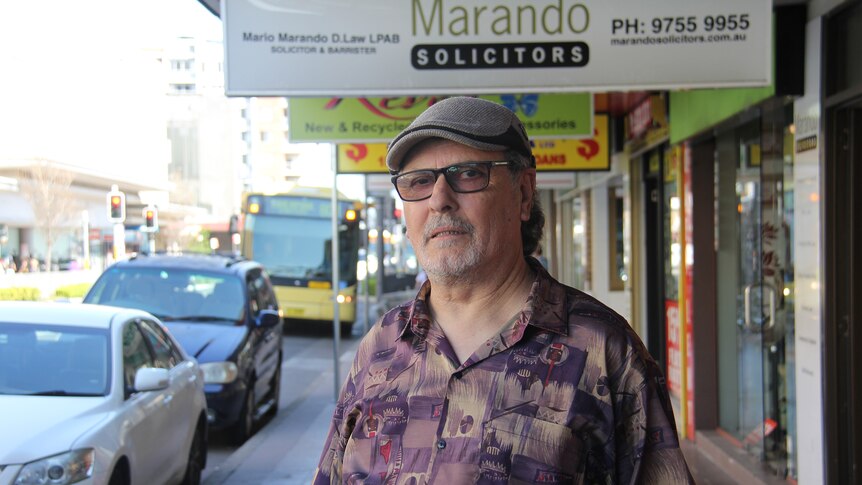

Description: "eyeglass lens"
394 163 494 201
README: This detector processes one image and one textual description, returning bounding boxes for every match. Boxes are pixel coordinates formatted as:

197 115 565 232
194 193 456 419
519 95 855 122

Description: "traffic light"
106 186 126 223
143 206 158 232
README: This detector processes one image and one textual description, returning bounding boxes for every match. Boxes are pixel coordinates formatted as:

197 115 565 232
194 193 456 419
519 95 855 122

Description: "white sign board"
223 0 772 96
793 19 824 485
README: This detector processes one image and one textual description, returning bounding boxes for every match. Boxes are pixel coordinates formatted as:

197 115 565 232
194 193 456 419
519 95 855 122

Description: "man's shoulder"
540 278 631 335
540 279 648 358
550 282 660 384
355 300 413 351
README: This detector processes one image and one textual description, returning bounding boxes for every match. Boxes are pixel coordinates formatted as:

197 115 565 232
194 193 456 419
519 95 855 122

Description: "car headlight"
14 449 93 485
200 362 239 384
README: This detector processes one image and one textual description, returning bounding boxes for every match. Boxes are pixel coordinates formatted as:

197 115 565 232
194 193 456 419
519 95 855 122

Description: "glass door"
761 104 796 478
717 104 796 478
734 118 767 459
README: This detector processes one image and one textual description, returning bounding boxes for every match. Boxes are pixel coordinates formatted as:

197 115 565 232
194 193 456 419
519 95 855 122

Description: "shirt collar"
396 280 432 342
397 258 569 342
522 257 569 336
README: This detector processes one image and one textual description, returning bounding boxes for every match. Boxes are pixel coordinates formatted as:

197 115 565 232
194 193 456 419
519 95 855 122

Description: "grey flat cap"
386 96 534 173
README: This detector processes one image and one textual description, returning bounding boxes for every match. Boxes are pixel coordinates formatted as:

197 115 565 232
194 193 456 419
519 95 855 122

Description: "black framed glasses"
391 161 512 202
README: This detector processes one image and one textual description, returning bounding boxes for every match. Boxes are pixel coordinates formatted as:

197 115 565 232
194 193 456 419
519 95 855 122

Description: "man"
314 97 692 484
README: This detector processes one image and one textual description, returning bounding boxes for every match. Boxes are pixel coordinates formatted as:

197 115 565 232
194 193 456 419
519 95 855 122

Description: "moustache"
422 215 474 242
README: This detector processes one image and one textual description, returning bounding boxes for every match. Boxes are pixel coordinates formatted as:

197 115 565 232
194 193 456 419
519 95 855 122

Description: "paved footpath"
203 341 359 485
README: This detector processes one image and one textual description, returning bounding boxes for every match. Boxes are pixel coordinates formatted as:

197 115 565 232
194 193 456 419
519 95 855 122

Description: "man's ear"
519 169 536 222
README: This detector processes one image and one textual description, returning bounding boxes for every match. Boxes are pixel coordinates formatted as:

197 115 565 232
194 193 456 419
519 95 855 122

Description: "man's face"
401 139 534 281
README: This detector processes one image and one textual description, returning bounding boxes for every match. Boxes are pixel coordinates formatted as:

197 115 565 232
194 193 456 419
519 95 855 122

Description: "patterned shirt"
314 261 693 484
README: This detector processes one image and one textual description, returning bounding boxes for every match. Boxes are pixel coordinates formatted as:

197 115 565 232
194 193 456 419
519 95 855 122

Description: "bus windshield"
248 214 359 284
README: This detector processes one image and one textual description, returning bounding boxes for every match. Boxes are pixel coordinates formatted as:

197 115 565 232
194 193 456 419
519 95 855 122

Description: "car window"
123 321 154 394
247 269 261 315
139 320 181 369
0 323 109 396
204 277 246 321
247 268 275 315
258 271 278 310
87 266 246 323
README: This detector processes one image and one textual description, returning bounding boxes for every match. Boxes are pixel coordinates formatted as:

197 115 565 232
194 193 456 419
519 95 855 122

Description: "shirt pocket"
480 412 583 484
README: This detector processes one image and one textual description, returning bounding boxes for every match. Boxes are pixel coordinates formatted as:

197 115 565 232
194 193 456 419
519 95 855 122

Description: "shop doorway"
824 3 862 479
715 102 797 478
825 96 862 484
642 149 666 371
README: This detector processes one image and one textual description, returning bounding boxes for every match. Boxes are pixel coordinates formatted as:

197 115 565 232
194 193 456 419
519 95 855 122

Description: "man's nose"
427 172 457 212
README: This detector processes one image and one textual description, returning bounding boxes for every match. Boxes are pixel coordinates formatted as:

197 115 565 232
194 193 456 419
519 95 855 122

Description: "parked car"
0 301 207 485
83 253 283 444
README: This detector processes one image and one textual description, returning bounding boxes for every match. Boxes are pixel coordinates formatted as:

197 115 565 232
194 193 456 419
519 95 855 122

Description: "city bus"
240 187 361 331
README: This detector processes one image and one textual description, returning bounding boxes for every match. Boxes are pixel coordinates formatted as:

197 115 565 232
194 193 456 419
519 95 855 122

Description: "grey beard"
418 215 484 281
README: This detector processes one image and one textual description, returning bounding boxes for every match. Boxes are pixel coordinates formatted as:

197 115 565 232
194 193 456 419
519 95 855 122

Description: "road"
200 305 376 483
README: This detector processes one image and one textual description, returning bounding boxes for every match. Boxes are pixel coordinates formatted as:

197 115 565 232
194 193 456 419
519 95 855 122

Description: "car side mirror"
134 367 170 392
256 309 280 328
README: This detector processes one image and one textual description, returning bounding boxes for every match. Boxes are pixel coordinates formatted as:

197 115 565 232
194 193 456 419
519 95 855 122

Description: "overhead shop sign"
289 94 592 143
337 115 608 173
223 0 771 96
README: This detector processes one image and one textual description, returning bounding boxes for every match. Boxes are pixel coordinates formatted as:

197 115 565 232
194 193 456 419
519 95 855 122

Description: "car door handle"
163 395 173 406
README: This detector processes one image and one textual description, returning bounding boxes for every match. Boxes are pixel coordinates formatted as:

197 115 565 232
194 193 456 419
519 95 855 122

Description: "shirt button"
436 439 447 450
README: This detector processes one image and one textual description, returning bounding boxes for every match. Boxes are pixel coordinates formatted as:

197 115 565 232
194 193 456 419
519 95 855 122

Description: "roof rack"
212 250 246 266
129 249 244 262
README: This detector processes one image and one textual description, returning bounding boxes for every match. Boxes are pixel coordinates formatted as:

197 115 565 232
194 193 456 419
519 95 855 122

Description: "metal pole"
677 146 689 439
376 196 385 302
82 211 90 270
363 177 370 335
330 145 341 401
112 223 125 262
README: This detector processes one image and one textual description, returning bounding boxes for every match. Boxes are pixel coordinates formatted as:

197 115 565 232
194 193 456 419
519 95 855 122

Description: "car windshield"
85 267 246 324
0 323 110 396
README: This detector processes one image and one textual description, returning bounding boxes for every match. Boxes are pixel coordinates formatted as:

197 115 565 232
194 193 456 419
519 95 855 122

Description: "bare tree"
18 161 80 271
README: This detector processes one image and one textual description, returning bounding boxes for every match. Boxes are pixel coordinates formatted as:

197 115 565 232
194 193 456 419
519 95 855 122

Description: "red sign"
627 96 652 140
665 300 681 396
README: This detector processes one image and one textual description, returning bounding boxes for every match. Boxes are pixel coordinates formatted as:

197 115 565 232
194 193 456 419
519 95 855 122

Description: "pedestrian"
314 97 692 484
532 244 549 269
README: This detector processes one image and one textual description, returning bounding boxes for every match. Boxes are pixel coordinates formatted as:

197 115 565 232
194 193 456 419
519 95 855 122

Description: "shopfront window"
571 195 590 291
608 187 627 291
663 148 682 398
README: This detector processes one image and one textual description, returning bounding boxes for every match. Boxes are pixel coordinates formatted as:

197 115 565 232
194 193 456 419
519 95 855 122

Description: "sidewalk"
202 348 356 484
204 366 740 484
201 289 738 484
680 438 739 484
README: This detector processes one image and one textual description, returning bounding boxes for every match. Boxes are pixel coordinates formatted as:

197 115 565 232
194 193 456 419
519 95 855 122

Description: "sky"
0 0 367 200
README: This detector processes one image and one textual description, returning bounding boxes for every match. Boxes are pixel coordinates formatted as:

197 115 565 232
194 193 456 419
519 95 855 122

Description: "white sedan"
0 302 208 485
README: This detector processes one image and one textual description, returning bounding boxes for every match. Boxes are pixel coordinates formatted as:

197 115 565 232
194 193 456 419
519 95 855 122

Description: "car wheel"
267 358 281 418
181 422 205 485
230 387 255 445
